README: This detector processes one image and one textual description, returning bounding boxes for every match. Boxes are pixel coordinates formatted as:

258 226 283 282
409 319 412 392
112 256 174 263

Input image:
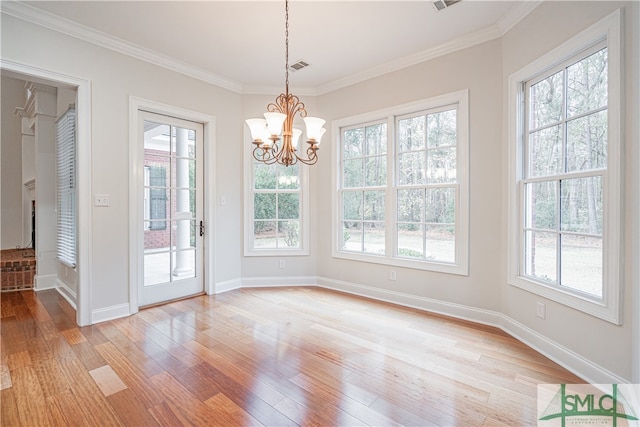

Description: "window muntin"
251 162 302 250
522 44 608 299
335 91 468 275
340 122 387 255
396 108 457 263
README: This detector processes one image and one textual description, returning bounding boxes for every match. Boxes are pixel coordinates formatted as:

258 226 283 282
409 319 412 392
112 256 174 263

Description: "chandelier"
245 0 326 167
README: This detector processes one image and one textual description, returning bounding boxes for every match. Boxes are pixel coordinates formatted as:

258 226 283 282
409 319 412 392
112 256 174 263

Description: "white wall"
2 0 637 382
501 0 637 382
316 38 504 312
1 75 26 249
1 12 243 313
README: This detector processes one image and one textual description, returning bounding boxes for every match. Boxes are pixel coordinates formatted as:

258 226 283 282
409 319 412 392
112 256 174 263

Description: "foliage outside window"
334 91 469 275
245 156 308 255
523 45 607 298
508 11 621 323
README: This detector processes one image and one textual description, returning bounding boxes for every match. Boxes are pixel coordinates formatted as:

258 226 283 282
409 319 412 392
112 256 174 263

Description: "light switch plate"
95 194 110 207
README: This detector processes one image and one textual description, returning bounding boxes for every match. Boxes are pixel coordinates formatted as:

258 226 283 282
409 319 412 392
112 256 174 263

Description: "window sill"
333 250 468 276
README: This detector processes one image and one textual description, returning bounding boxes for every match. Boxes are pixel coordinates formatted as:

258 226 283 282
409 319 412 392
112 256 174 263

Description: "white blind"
56 108 77 268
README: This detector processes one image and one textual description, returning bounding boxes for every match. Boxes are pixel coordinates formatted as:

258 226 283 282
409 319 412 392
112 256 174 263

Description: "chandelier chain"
285 0 289 94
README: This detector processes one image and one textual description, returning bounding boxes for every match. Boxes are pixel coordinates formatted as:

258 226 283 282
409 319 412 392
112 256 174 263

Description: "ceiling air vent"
289 60 310 72
432 0 461 11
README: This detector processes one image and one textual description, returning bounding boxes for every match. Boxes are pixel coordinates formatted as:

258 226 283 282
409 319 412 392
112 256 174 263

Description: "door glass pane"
144 252 170 286
172 249 195 279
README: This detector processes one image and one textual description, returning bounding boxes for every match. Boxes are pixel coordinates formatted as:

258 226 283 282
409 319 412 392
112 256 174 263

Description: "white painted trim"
0 1 241 94
242 276 316 288
316 26 501 95
214 278 242 294
91 303 130 324
1 1 537 97
34 274 57 291
314 276 627 384
331 90 470 276
243 127 310 258
0 59 93 326
55 278 77 310
128 97 217 313
506 10 623 324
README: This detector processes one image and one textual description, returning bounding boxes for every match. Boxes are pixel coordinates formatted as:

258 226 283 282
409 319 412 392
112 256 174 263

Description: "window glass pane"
342 222 362 252
278 193 300 220
425 224 455 263
426 147 456 183
529 125 562 177
425 187 455 224
566 110 607 172
398 152 425 186
255 163 276 189
364 191 385 221
560 235 602 297
560 176 603 234
365 156 387 187
363 223 385 254
143 122 171 153
278 221 300 248
344 128 364 158
366 123 387 155
144 252 170 286
530 71 563 129
524 231 557 283
278 164 300 189
343 191 362 220
398 224 424 259
172 249 195 279
344 158 364 188
567 48 608 118
398 116 425 152
525 181 556 230
254 221 276 248
427 110 456 148
254 193 276 219
397 189 424 222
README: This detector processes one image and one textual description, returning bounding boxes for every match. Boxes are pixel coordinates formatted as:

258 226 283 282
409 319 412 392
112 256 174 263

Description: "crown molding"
1 1 243 93
2 1 540 97
496 0 542 34
316 24 502 95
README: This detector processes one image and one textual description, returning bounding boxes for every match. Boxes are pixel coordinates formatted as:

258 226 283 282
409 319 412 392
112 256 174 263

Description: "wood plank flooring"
1 287 583 426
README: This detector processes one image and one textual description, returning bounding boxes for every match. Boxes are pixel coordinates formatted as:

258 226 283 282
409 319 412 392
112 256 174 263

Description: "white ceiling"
18 1 540 94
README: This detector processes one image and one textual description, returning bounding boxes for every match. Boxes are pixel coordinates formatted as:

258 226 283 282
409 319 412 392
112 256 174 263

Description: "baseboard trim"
55 279 77 310
315 275 627 384
214 278 242 294
91 303 130 324
242 276 316 288
34 274 57 291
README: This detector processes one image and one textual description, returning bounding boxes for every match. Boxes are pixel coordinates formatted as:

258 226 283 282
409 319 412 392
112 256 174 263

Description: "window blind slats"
56 108 77 268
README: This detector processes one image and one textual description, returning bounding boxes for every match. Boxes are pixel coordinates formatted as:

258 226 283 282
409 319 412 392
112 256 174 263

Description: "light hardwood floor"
1 287 583 426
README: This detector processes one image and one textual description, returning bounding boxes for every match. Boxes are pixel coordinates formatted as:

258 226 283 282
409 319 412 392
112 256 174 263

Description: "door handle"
199 220 205 237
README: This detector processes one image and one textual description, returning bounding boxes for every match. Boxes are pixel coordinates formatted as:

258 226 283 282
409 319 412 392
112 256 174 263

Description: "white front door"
138 111 204 307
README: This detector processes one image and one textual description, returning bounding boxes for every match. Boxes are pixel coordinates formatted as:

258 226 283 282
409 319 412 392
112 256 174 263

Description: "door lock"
199 220 205 237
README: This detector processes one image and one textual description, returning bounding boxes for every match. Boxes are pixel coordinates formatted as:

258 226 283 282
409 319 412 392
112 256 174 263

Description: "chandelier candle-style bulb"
245 0 325 166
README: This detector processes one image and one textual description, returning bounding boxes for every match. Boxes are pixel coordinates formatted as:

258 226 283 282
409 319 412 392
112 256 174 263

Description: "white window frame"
507 10 622 324
243 127 310 256
332 90 469 275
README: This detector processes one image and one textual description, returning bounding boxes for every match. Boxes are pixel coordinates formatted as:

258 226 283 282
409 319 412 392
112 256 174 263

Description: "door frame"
1 59 93 326
129 97 216 314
